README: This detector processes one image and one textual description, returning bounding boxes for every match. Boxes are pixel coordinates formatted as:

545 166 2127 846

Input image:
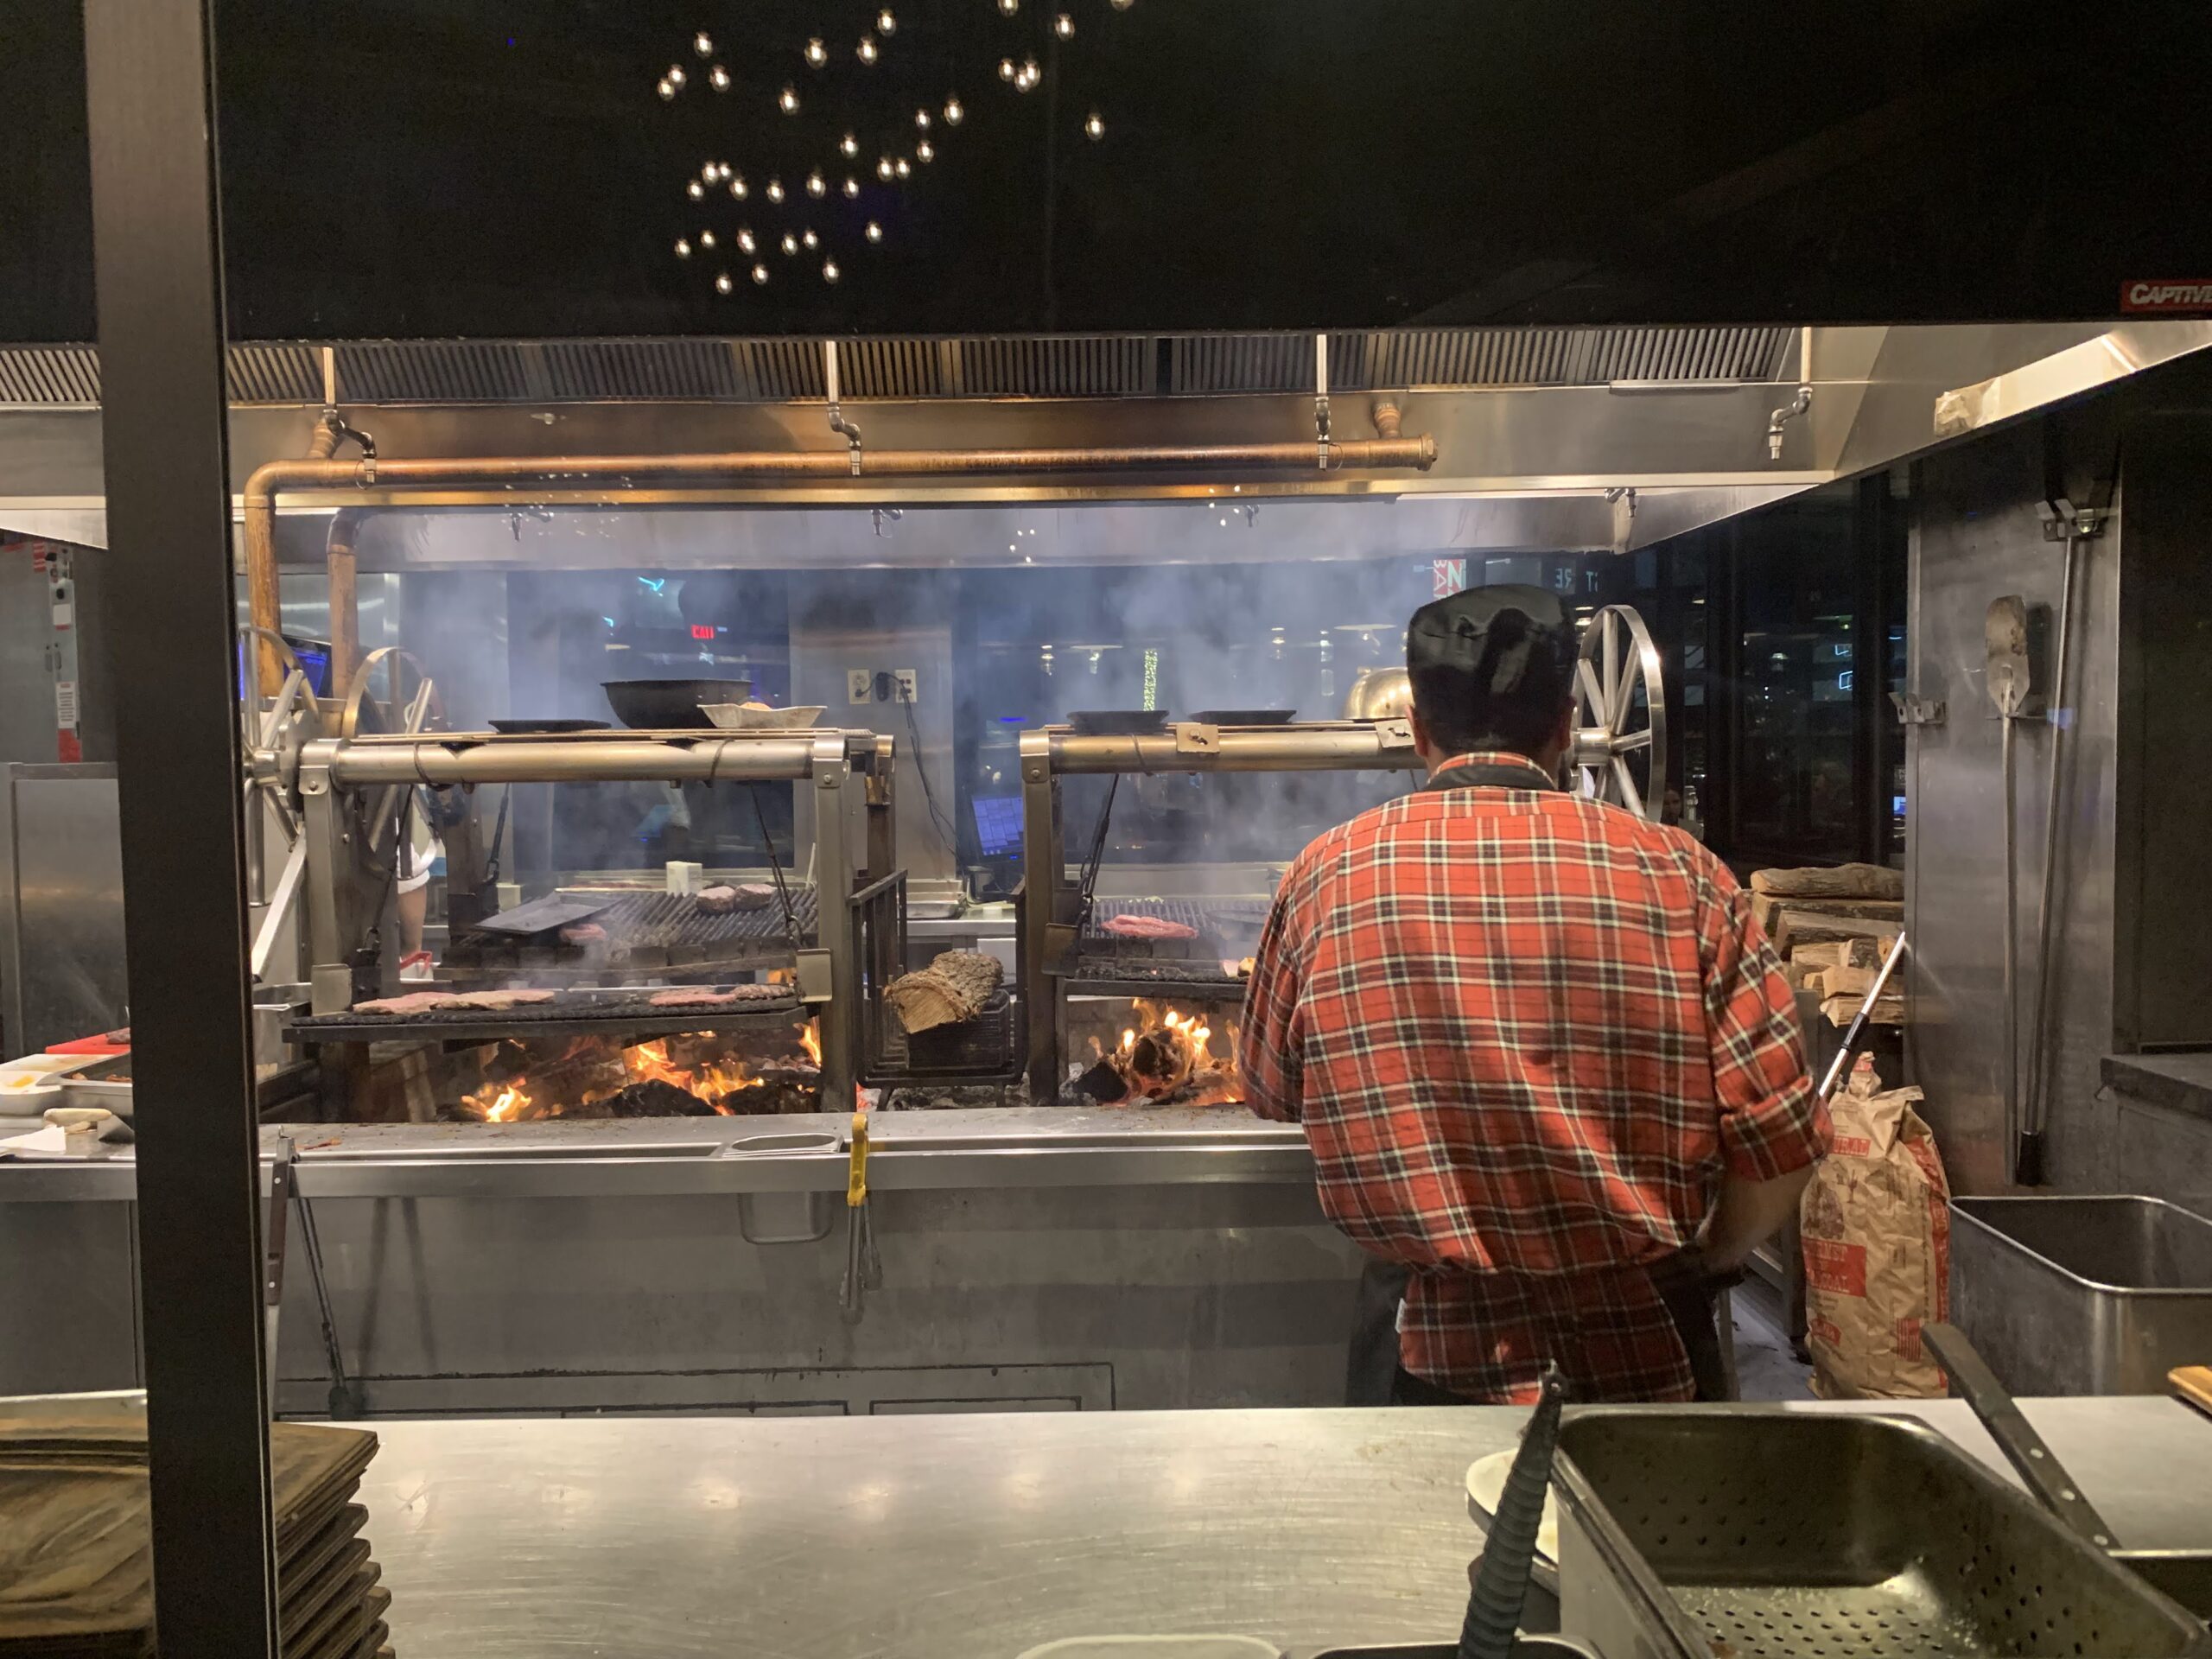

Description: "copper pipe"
244 433 1438 692
323 508 364 697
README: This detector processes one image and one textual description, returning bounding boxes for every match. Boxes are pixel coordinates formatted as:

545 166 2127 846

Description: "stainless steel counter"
353 1399 2212 1658
0 1108 1313 1201
2 1109 1364 1413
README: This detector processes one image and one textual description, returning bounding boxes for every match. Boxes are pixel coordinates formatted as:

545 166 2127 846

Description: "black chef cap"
1405 583 1578 757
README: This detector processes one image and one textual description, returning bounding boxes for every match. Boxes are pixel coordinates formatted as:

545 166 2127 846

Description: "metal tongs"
838 1097 883 1323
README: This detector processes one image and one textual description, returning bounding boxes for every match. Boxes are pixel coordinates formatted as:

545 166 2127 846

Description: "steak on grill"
1103 914 1198 940
647 985 787 1007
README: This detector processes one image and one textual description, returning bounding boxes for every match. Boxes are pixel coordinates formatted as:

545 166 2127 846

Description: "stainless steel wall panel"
0 1198 138 1389
1904 423 2120 1194
0 764 128 1056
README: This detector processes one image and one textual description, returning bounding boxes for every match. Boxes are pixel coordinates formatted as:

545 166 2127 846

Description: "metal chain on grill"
1073 773 1120 934
746 782 804 949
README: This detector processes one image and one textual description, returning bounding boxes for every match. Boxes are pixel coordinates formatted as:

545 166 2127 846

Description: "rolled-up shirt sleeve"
1697 860 1830 1179
1238 863 1313 1123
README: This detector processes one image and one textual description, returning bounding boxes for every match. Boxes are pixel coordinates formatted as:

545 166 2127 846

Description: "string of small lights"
656 3 1124 300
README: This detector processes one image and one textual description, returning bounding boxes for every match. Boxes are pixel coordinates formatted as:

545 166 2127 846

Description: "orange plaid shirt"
1238 752 1827 1402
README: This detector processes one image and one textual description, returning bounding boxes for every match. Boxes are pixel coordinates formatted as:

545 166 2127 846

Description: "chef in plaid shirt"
1238 585 1827 1404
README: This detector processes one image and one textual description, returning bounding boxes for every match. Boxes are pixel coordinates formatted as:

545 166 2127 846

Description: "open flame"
607 1038 765 1114
473 1078 534 1122
799 1020 823 1066
1091 999 1241 1106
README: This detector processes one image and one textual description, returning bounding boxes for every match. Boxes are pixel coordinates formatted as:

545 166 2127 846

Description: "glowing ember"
599 1037 766 1114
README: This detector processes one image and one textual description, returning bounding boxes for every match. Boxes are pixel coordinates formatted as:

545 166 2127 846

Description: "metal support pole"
812 735 857 1105
81 0 280 1654
1020 731 1067 1094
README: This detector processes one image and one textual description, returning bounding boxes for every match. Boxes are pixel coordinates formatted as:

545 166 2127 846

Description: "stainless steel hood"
3 321 2208 558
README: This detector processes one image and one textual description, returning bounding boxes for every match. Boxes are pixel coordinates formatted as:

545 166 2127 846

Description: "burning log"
1074 1000 1243 1109
453 1024 825 1122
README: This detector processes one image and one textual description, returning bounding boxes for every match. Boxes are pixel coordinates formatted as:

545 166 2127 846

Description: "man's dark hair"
1404 583 1579 759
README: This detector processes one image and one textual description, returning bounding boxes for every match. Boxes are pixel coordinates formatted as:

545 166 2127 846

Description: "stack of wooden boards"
1751 862 1905 1027
884 950 1004 1035
0 1407 391 1658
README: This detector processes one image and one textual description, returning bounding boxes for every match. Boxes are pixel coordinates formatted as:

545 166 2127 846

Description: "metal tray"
58 1051 134 1116
1952 1195 2212 1395
1553 1410 2211 1659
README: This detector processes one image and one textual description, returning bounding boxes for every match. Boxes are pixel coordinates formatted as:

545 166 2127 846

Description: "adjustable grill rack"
1019 719 1427 1093
442 887 822 978
287 986 804 1048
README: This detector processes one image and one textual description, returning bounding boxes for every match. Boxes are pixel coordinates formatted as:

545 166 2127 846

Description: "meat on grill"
698 883 779 913
647 985 786 1007
352 991 452 1016
560 923 608 945
349 988 556 1015
1103 914 1198 940
444 989 557 1010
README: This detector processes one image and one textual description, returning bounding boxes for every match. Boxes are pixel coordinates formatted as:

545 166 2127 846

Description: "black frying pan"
601 678 753 729
489 718 610 734
1069 710 1169 736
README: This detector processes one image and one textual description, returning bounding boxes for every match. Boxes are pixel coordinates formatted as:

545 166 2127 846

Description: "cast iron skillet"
601 678 754 730
1069 709 1170 736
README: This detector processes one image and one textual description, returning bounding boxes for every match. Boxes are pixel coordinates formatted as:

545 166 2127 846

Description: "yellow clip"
846 1109 870 1208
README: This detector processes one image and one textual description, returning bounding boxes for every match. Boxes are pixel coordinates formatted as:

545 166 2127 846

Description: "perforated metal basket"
1553 1411 2210 1659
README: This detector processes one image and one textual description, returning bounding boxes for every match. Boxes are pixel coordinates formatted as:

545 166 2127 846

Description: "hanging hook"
824 340 863 476
1313 333 1332 470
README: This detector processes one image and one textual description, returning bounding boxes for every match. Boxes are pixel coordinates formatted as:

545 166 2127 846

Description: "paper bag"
1800 1076 1951 1399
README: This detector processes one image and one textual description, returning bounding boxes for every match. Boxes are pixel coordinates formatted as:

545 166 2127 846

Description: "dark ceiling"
3 0 2208 341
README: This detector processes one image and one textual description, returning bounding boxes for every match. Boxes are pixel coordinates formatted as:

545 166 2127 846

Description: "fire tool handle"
847 1109 870 1207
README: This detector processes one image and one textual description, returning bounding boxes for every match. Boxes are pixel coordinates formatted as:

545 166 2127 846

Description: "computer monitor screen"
972 795 1022 859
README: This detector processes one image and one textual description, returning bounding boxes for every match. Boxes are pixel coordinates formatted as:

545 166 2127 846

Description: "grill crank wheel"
1571 603 1667 821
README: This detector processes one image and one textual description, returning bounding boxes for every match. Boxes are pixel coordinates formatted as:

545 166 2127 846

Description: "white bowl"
699 703 828 730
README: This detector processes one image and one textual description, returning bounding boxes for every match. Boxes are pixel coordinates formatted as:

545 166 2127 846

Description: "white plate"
700 703 827 730
1466 1450 1561 1568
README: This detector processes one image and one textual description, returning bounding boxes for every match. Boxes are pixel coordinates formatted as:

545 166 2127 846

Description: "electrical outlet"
847 669 874 706
893 669 918 703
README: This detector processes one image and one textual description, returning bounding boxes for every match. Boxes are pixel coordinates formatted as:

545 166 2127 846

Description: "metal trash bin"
1951 1195 2212 1395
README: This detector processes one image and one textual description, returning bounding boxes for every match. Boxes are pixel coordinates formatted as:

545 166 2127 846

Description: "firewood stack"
1750 862 1905 1027
885 950 1004 1035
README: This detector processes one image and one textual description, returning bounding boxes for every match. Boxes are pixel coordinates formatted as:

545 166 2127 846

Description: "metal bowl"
601 678 754 730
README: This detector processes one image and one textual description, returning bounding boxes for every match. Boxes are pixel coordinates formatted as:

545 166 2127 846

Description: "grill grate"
287 987 803 1046
584 887 820 951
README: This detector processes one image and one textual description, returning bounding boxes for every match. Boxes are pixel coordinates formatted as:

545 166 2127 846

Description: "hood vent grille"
0 346 102 405
0 326 1795 409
